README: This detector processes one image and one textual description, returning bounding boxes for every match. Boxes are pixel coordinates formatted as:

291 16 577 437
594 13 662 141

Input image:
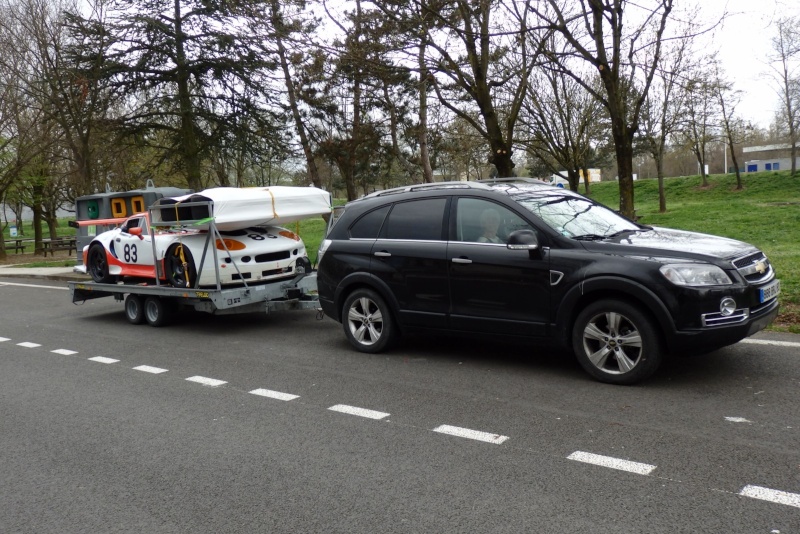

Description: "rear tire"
165 244 197 288
342 288 396 353
88 244 114 284
144 296 171 327
572 299 663 385
124 294 145 325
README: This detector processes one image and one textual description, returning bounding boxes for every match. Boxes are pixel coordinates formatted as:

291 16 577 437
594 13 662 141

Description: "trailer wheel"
342 288 396 353
124 294 145 325
144 296 171 327
88 244 114 284
165 244 197 288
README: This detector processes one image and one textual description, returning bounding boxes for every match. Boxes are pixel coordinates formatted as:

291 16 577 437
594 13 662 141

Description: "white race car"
78 186 331 287
80 213 310 287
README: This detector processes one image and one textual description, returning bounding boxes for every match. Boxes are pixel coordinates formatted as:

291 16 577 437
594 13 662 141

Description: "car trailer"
68 198 322 326
67 272 321 326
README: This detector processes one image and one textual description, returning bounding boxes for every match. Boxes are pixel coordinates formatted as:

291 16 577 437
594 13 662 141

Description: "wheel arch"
332 272 401 327
556 276 677 352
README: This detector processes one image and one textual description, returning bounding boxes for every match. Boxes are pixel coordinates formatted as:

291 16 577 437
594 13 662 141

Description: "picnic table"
42 237 77 257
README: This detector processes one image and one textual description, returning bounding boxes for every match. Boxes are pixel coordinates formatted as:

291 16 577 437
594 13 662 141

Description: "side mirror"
506 229 539 250
129 227 144 240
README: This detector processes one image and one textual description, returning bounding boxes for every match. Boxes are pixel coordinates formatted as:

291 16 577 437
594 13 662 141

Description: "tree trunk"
655 153 667 213
273 3 322 189
32 184 44 256
174 0 202 192
418 43 434 183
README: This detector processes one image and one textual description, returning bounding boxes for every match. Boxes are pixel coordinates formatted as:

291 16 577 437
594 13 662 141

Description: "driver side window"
455 198 533 244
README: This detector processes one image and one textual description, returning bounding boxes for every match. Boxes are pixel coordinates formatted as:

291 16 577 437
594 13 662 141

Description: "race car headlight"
659 264 732 286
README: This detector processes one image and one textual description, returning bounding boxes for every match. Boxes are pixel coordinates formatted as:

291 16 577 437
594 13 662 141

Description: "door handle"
451 257 472 264
374 251 391 257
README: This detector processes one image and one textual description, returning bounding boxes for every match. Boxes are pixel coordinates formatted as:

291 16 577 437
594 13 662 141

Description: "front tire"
572 299 663 385
342 288 396 353
88 244 114 283
124 294 145 325
165 244 196 288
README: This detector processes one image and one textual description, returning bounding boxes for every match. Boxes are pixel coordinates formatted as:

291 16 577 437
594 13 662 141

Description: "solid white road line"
432 424 509 444
133 365 168 374
17 342 41 348
51 349 78 355
249 388 300 401
739 485 800 508
0 282 69 290
88 356 119 364
567 451 656 475
741 339 800 348
185 376 227 387
328 404 390 420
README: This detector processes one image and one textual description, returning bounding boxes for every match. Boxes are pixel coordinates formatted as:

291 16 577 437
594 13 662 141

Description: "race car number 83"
124 244 138 262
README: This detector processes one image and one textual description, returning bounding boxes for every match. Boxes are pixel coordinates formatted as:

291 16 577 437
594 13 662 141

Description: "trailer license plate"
759 280 780 303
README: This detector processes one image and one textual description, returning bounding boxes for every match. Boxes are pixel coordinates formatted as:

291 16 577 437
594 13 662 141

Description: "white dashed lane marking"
432 424 509 444
567 451 657 475
17 342 41 348
185 376 227 387
133 365 168 374
0 337 9 342
52 349 78 355
328 404 390 420
249 388 299 401
89 356 119 364
739 485 800 508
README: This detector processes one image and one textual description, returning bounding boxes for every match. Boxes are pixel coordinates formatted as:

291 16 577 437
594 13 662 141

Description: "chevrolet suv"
316 181 780 384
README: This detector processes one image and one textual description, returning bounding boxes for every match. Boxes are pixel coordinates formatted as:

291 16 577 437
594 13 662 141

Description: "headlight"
659 264 732 286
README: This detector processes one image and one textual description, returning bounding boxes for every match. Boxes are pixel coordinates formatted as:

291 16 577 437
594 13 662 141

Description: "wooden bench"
3 239 29 254
42 238 77 257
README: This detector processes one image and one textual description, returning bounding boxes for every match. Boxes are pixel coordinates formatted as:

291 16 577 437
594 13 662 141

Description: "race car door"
447 197 551 336
115 216 156 278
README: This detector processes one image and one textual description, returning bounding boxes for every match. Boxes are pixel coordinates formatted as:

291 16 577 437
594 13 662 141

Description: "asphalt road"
1 277 798 533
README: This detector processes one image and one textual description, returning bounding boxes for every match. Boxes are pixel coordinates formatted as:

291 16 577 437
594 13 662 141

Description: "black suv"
316 181 780 384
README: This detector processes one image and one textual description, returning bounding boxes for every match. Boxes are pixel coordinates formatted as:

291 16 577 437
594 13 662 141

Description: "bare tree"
768 16 800 176
529 0 675 218
640 21 696 212
713 68 747 189
519 38 605 193
680 61 720 187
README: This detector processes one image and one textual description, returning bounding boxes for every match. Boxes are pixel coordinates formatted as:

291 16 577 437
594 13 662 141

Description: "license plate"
759 280 781 303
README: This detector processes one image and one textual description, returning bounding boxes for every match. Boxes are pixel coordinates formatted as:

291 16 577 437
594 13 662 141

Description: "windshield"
511 191 639 239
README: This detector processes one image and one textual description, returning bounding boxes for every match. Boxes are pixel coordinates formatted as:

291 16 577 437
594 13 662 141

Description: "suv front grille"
732 252 773 283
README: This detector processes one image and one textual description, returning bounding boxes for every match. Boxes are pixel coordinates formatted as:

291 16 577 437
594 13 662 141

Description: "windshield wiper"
572 233 607 241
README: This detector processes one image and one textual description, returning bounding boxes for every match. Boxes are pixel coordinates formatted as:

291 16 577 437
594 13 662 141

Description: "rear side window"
349 205 390 239
382 198 447 241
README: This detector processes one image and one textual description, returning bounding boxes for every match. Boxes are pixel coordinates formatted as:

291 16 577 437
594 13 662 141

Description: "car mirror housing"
506 229 539 250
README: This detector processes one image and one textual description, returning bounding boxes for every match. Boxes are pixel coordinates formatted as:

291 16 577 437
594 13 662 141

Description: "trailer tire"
125 294 146 325
144 296 171 327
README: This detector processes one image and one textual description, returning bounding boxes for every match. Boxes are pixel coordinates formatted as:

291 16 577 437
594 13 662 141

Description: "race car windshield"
512 192 639 238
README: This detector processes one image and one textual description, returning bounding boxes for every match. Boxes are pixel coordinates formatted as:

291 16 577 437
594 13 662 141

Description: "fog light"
720 297 737 316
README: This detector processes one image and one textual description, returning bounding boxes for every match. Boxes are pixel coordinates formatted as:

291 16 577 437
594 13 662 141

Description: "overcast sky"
709 0 800 129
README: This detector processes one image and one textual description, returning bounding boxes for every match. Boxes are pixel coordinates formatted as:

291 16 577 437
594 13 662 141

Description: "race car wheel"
572 299 663 385
88 244 114 284
342 288 396 353
165 245 197 288
124 294 145 325
144 296 171 327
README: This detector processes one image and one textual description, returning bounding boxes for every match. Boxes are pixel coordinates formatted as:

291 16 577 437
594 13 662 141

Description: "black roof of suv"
316 181 780 384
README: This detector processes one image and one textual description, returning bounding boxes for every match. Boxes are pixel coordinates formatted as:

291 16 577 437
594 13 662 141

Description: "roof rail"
361 181 492 199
